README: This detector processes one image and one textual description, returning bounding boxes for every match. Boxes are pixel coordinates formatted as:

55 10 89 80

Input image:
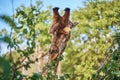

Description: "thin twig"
16 52 47 70
10 0 15 80
97 39 115 73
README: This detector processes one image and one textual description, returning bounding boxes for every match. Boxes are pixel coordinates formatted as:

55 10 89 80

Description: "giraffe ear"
73 22 79 26
69 21 79 28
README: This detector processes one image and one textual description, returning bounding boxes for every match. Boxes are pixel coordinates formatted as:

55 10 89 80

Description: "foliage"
91 32 120 80
0 1 51 80
0 1 71 80
62 0 120 80
1 0 120 80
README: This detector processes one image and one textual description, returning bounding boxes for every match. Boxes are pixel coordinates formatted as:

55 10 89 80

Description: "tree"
62 0 120 80
0 1 71 80
0 1 51 80
1 0 120 80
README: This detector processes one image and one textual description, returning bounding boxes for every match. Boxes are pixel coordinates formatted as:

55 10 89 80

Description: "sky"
0 0 84 15
0 0 84 54
0 0 84 30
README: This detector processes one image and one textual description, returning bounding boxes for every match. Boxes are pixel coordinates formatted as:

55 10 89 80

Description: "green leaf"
31 41 35 48
113 71 120 75
31 73 44 80
17 49 24 53
23 28 28 34
4 36 11 43
0 15 16 28
15 26 23 29
0 57 11 79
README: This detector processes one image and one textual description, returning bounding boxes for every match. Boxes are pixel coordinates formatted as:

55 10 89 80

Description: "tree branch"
97 39 115 73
